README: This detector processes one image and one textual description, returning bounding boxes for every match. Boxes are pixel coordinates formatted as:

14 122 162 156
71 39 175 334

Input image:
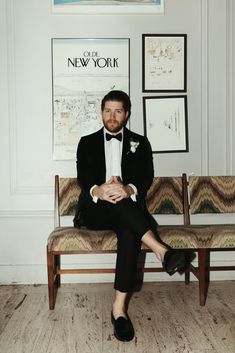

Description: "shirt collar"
103 127 124 138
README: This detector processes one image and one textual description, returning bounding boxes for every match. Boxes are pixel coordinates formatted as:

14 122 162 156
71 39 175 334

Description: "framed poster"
52 38 130 160
52 0 164 14
142 34 187 92
143 96 189 153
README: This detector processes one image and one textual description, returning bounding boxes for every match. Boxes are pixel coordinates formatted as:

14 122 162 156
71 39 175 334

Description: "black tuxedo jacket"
76 127 154 211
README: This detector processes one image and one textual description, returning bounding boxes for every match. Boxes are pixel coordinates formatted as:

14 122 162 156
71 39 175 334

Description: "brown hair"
101 90 131 117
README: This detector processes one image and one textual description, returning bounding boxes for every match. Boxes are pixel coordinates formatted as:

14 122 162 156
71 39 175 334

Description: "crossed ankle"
112 305 127 319
155 247 168 263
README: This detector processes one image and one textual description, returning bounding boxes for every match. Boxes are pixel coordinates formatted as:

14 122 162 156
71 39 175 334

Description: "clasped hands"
92 176 133 204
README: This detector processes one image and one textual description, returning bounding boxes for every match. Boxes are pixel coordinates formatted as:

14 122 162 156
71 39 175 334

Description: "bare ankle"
155 246 168 262
112 303 126 319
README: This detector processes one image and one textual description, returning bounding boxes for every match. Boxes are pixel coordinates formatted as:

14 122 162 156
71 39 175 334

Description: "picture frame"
143 96 189 153
52 0 164 15
142 34 187 92
52 38 130 160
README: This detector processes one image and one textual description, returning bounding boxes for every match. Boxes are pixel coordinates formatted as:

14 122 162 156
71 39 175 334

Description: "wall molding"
6 0 18 195
226 0 234 174
0 210 53 219
200 0 209 175
1 261 234 285
6 0 52 196
200 0 234 176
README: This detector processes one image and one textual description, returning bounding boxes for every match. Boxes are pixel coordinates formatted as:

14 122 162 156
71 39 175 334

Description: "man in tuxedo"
76 90 189 342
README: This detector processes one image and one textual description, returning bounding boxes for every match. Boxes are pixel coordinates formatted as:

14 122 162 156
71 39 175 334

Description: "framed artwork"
143 96 189 153
52 0 164 14
52 38 130 160
142 34 187 92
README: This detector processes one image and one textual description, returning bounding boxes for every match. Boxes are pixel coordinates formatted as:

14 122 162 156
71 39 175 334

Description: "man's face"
102 100 128 133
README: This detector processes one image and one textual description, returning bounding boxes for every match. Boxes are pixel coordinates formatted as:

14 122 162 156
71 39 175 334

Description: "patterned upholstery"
59 176 184 216
48 227 117 252
48 175 189 252
189 176 235 214
146 177 183 214
47 175 235 253
59 178 80 216
48 224 235 252
158 224 235 249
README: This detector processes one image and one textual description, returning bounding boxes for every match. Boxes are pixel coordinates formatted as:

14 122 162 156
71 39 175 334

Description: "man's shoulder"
80 128 103 143
125 128 148 142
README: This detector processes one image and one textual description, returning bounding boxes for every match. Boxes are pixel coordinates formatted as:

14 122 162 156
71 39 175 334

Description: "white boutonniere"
128 138 140 154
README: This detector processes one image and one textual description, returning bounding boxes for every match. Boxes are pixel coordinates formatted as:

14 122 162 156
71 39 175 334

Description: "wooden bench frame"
47 174 235 309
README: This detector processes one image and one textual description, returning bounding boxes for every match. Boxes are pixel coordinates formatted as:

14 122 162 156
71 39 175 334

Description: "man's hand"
110 176 134 202
92 176 134 204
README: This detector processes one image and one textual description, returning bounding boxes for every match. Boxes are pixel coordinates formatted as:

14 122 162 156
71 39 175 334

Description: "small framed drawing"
52 0 164 15
52 38 130 160
143 96 189 153
142 34 187 92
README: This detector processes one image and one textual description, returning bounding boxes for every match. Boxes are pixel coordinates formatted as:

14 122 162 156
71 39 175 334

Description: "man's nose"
110 111 116 118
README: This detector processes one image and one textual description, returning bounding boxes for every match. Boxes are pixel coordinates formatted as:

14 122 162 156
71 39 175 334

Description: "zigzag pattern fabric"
47 176 235 252
48 227 117 252
59 178 80 216
189 176 235 214
158 224 235 249
59 176 184 216
47 224 235 252
146 177 183 215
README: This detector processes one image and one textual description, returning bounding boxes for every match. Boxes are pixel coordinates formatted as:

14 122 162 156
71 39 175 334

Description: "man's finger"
106 177 115 184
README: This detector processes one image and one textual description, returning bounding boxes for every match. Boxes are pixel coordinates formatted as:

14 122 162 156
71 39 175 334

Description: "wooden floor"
0 281 235 353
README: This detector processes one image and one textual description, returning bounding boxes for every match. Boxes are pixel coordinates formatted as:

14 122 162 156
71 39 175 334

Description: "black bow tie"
105 132 122 142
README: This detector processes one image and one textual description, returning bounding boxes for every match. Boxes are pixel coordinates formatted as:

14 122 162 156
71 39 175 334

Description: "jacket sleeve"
135 137 154 199
123 135 154 201
76 137 97 196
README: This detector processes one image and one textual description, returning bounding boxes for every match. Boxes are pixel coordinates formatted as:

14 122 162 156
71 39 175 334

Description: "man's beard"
103 119 126 133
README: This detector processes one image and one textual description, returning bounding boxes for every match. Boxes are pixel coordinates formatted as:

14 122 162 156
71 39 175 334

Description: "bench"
47 174 235 309
185 175 235 305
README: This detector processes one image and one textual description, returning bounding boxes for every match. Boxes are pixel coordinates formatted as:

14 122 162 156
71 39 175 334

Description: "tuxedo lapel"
121 128 132 181
122 128 130 159
94 128 106 183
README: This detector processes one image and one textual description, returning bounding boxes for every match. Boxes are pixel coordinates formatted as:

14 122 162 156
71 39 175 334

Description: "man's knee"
116 229 141 249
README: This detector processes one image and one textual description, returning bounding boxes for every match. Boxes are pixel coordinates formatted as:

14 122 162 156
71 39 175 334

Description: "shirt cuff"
90 185 98 203
128 183 137 202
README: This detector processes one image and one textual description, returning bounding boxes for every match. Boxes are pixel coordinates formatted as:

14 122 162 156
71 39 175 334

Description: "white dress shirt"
90 128 137 202
104 127 123 181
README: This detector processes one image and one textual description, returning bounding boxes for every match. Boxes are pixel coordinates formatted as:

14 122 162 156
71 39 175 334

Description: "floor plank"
0 281 235 353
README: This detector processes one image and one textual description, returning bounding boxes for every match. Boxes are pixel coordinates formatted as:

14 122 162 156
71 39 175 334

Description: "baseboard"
1 259 235 285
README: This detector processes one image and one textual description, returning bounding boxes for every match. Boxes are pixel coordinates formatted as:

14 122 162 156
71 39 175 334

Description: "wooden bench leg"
55 254 61 288
47 248 58 310
185 270 190 285
198 249 210 306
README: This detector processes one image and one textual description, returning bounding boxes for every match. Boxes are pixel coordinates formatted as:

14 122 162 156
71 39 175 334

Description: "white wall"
0 0 235 285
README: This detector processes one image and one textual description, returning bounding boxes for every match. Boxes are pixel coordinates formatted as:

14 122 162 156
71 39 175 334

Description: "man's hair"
101 90 131 117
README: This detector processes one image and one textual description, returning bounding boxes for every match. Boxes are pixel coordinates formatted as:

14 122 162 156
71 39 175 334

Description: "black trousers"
82 198 154 292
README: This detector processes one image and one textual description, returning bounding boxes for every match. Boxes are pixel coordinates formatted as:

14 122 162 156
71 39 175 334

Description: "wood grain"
0 282 234 353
